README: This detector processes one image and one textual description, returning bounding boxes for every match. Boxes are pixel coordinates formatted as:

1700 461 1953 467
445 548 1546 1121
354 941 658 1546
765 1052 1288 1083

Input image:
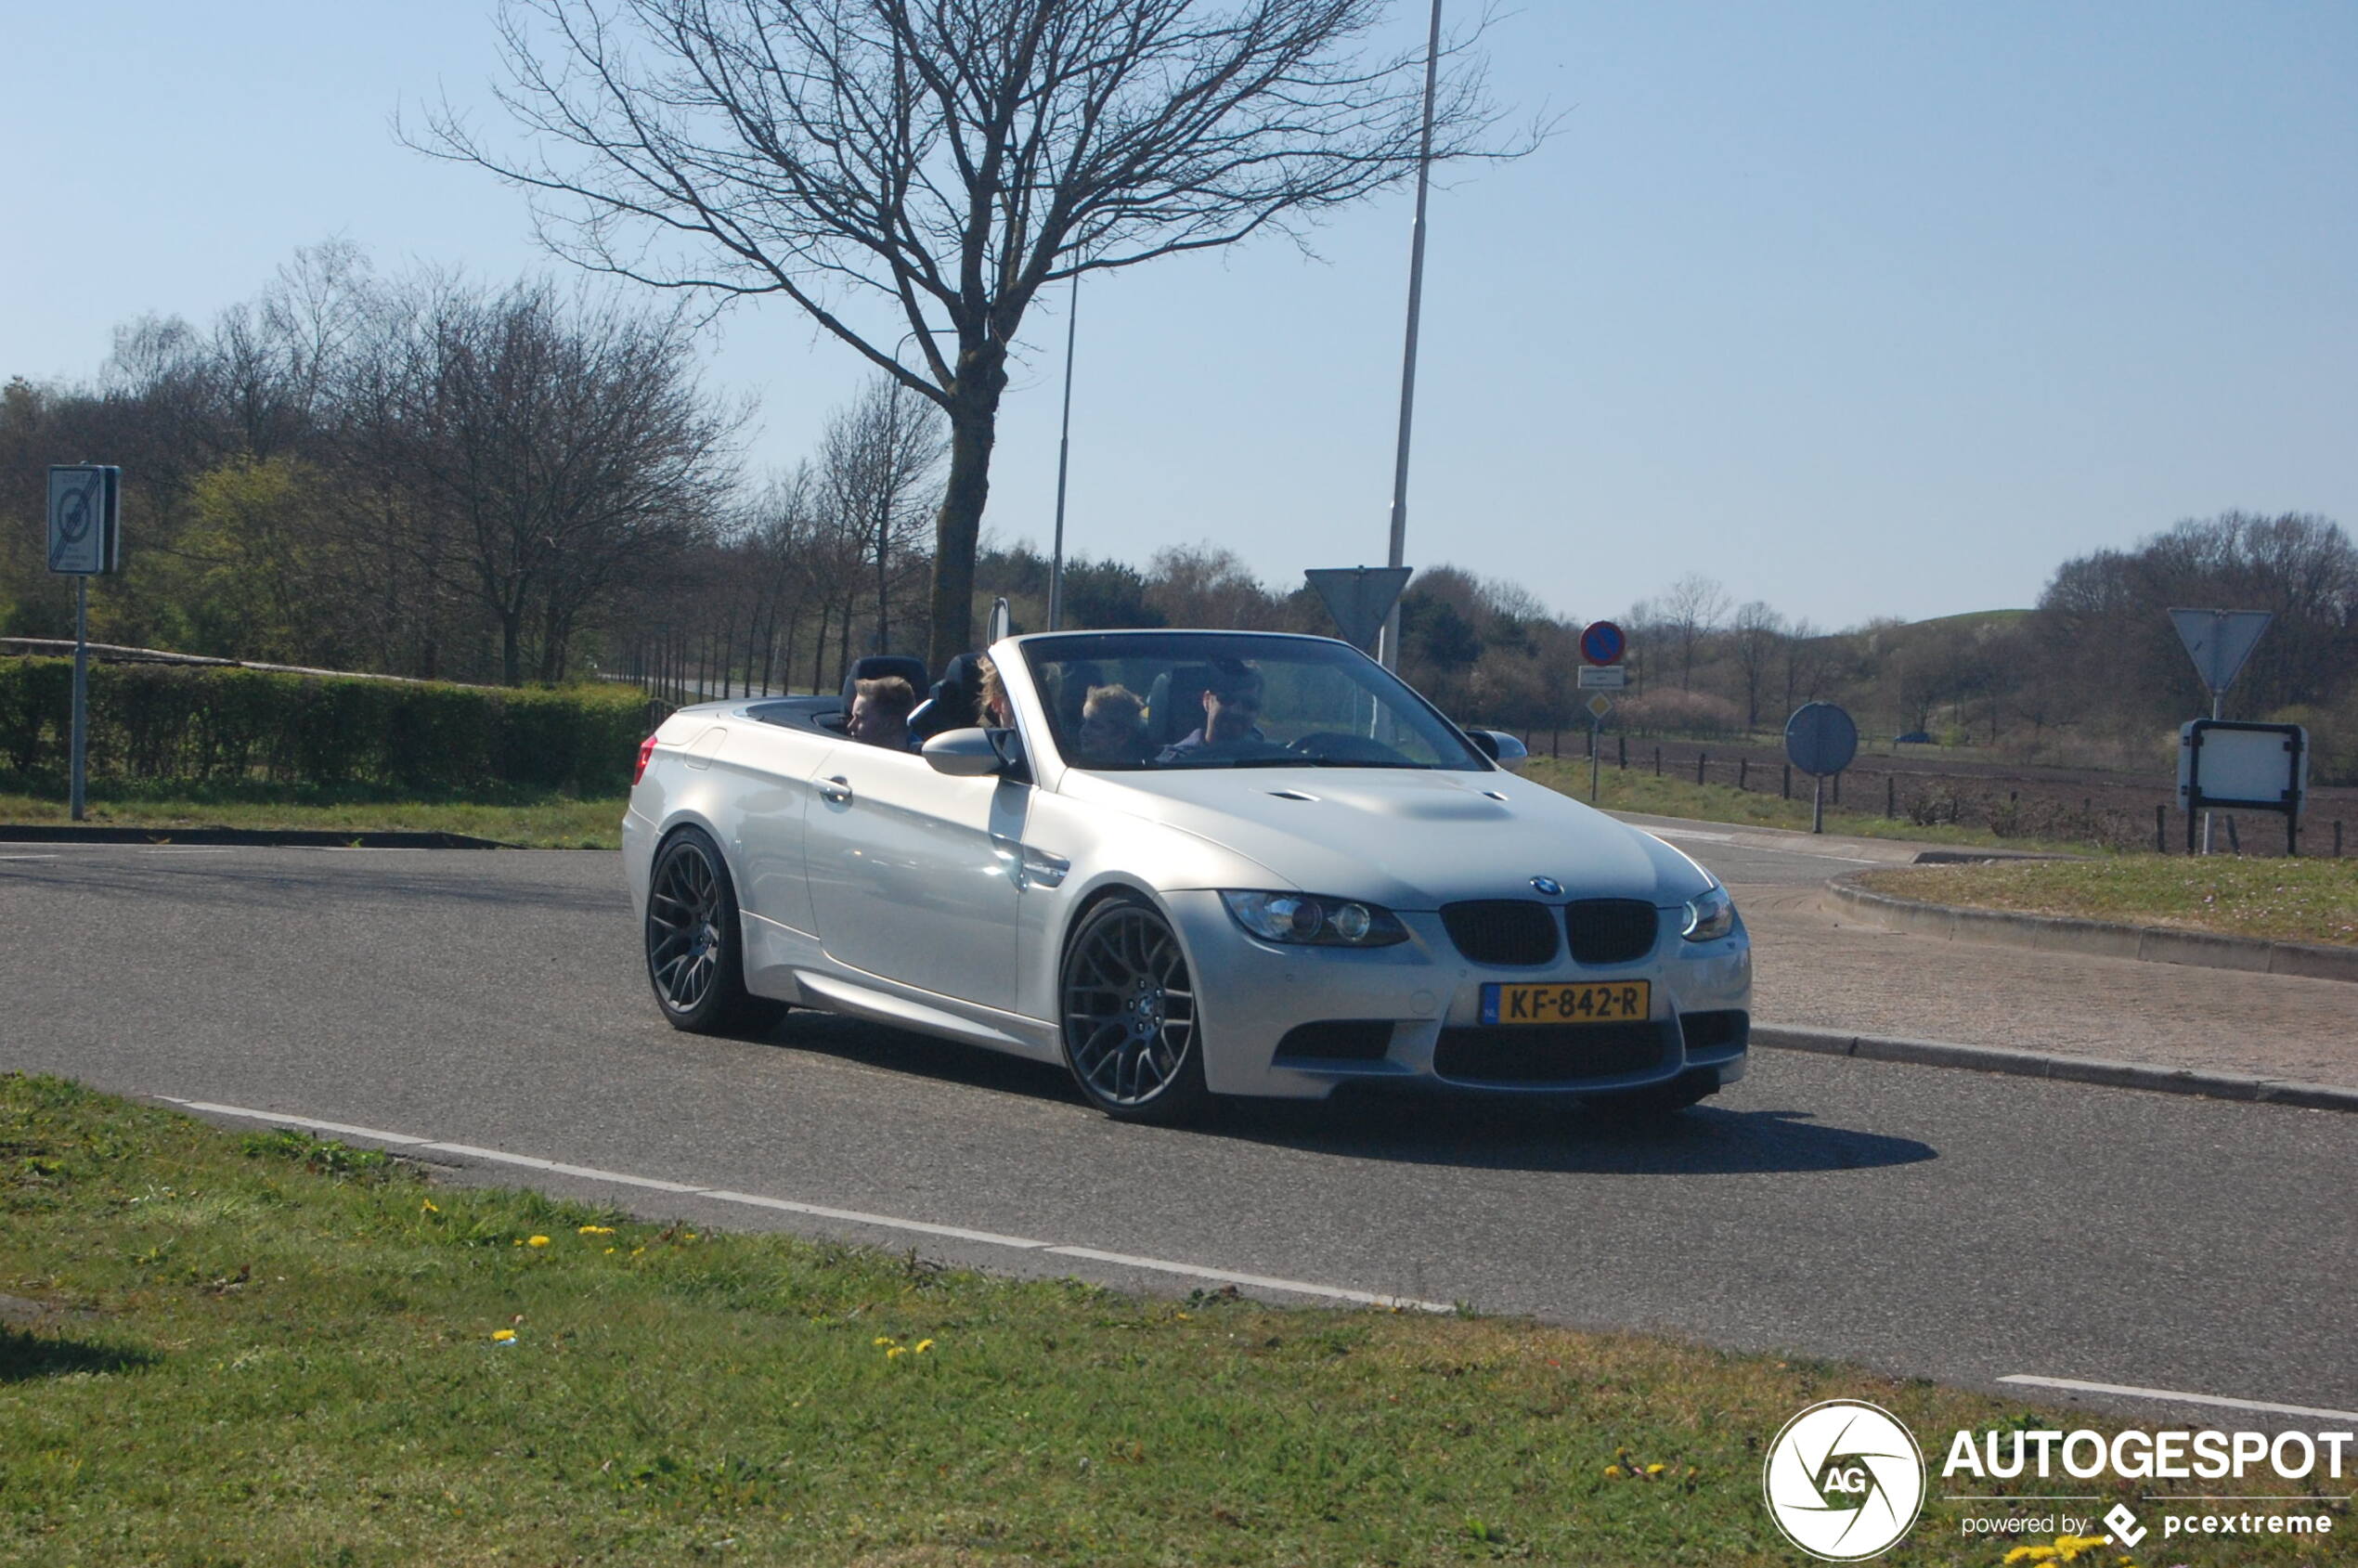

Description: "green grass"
0 783 623 849
1857 857 2358 947
2 1074 2338 1565
1522 758 2108 857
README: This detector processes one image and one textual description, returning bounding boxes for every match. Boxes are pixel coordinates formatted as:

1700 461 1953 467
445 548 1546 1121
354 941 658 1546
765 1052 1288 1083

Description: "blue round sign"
1784 702 1859 777
1579 620 1626 667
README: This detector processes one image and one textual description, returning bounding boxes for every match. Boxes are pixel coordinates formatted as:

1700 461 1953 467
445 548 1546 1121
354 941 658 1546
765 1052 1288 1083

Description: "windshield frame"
1014 630 1494 775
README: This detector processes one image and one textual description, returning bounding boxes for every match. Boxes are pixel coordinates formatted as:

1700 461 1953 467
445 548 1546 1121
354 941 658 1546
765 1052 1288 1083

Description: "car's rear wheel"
645 827 787 1035
1059 894 1210 1123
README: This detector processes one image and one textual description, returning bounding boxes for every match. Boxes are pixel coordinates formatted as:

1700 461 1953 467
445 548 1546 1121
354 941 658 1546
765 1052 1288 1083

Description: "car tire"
644 826 787 1036
1058 893 1211 1124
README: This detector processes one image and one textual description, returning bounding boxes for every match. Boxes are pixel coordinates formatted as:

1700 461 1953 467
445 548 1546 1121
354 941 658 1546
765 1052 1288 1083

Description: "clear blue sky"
7 2 2352 630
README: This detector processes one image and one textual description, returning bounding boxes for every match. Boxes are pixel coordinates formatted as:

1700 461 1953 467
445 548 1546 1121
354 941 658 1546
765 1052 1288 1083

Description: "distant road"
3 844 2350 1424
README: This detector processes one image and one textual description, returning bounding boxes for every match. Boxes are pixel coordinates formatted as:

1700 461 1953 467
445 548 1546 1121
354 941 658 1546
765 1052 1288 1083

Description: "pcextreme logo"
1762 1400 1928 1561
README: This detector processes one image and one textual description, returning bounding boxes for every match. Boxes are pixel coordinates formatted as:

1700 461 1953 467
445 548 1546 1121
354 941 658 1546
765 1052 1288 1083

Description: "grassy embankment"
1520 758 2108 857
1858 858 2358 949
2 1073 2339 1565
0 782 622 849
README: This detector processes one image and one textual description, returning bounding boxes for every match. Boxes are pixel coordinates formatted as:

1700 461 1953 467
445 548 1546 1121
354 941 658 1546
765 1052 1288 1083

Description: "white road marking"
2000 1375 2358 1422
0 854 58 861
157 1095 1456 1313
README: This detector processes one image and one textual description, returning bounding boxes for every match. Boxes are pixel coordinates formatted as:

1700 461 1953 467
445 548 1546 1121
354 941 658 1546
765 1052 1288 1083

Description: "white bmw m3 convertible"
623 629 1752 1123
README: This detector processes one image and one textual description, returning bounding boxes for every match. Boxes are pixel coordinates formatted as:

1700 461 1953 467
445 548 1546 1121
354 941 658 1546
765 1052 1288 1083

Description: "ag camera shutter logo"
1762 1400 1926 1561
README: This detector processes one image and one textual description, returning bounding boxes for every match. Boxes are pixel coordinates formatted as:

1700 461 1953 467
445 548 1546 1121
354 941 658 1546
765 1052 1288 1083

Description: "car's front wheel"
1059 894 1210 1124
644 826 787 1035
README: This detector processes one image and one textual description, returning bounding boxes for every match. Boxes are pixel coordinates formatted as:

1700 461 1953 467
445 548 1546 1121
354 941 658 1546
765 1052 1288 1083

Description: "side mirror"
1467 729 1529 773
921 727 1005 776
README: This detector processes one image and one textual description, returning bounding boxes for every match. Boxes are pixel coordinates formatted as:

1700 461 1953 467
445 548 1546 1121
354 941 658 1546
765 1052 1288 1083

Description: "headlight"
1680 885 1736 942
1221 890 1409 947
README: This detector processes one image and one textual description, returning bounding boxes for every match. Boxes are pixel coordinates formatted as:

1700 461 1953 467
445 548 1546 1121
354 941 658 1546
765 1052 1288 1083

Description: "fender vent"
1440 901 1560 965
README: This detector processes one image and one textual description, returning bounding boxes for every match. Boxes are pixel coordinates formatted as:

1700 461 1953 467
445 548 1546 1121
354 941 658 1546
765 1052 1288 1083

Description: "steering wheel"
1286 732 1412 764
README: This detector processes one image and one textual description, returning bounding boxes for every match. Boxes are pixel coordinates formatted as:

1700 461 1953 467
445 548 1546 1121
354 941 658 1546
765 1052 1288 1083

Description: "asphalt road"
3 842 2351 1428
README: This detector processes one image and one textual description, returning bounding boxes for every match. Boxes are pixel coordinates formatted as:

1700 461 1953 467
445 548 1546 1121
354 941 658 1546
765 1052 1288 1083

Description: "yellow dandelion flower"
421 1199 439 1213
526 1235 551 1248
1602 1465 1624 1479
1644 1463 1665 1475
491 1328 516 1342
914 1340 935 1354
577 1225 615 1236
603 1247 615 1254
874 1336 897 1347
886 1345 906 1359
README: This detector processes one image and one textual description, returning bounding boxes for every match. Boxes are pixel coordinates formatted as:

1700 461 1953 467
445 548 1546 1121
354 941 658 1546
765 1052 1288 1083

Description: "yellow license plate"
1481 980 1650 1026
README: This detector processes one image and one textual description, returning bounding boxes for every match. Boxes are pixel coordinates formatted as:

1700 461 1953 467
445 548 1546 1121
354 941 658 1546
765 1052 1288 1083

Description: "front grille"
1440 901 1560 965
1565 900 1658 965
1680 1009 1749 1056
1432 1021 1672 1085
1274 1020 1393 1062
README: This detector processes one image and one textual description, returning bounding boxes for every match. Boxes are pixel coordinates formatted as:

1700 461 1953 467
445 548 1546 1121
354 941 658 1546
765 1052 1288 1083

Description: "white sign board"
1575 664 1626 690
47 465 122 575
2178 721 2306 811
2169 608 2271 699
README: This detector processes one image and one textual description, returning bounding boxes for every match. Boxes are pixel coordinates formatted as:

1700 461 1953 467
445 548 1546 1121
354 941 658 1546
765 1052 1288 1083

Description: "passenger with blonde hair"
1071 683 1149 764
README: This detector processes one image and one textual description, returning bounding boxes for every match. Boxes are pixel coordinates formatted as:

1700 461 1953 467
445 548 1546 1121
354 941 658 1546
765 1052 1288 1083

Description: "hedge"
0 657 653 795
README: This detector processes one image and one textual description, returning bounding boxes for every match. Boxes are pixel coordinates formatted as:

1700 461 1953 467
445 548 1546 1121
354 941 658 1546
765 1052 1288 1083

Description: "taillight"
632 733 658 786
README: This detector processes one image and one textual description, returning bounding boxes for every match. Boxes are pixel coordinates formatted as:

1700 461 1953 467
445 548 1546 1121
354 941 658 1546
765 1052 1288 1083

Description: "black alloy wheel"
644 827 786 1034
1059 894 1210 1123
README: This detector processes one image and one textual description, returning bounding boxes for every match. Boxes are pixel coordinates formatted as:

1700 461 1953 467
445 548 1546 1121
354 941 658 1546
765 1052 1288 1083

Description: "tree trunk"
500 611 524 687
811 603 831 695
926 382 1002 669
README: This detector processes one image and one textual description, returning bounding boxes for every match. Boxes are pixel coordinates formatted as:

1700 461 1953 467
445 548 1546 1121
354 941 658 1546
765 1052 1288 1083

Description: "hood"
1062 766 1711 910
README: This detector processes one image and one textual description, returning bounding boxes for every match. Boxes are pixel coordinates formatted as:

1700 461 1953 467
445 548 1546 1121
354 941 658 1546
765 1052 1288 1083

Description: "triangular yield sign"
1304 566 1414 652
2168 608 2272 696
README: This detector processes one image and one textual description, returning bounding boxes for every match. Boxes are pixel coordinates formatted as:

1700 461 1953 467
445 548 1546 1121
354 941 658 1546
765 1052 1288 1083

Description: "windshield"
1017 632 1489 772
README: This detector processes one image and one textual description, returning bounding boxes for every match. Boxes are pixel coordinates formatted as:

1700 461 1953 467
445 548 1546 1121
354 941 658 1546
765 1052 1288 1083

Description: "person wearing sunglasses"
1157 659 1266 760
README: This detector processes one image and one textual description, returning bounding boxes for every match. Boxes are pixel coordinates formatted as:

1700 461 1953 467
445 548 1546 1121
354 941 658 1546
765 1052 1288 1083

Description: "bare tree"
421 0 1513 667
395 279 740 684
820 376 947 658
1658 572 1730 691
1728 599 1783 729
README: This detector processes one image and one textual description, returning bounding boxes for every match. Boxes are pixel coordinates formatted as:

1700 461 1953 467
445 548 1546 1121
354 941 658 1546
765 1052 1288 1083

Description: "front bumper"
1161 891 1753 1100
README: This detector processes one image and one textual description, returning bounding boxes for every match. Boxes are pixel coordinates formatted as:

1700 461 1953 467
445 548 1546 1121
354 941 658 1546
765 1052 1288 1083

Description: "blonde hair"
977 655 1008 722
1082 683 1145 726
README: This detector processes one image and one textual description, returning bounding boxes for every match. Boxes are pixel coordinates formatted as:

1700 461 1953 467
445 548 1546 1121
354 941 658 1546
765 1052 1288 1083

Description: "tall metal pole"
1377 0 1445 672
70 576 88 822
1047 273 1080 631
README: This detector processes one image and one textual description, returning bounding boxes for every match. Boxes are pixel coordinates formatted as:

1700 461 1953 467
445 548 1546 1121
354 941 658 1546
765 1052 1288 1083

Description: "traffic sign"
1305 566 1414 653
1576 665 1626 690
47 465 121 576
2168 608 2271 703
1784 702 1858 778
1585 693 1613 720
1579 620 1626 666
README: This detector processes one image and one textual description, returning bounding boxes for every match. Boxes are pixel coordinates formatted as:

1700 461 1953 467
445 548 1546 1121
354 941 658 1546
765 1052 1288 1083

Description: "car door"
801 742 1026 1012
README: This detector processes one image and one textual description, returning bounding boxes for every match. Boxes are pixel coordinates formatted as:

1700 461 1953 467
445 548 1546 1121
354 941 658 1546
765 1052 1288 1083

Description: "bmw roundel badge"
1529 875 1563 897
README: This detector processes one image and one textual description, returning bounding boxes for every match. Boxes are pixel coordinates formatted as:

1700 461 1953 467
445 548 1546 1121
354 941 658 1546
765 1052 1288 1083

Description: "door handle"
817 775 853 805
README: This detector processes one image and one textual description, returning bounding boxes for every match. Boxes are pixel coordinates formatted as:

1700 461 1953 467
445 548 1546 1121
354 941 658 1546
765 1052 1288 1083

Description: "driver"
848 675 918 750
1158 659 1264 760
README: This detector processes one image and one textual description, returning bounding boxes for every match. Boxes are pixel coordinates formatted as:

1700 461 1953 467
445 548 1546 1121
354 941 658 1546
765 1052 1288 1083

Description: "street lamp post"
1377 0 1445 673
1048 274 1080 630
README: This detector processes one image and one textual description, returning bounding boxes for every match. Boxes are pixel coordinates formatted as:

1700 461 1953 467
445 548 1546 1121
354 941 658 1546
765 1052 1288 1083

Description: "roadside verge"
0 824 507 849
1751 1024 2358 1114
1826 871 2358 985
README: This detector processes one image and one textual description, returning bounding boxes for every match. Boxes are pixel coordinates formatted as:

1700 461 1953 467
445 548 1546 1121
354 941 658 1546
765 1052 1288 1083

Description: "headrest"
913 652 989 740
840 654 930 711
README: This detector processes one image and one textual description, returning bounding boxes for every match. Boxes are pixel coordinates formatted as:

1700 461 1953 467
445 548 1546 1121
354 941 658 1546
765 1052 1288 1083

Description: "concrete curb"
0 824 508 849
1827 871 2358 985
1752 1025 2358 1113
